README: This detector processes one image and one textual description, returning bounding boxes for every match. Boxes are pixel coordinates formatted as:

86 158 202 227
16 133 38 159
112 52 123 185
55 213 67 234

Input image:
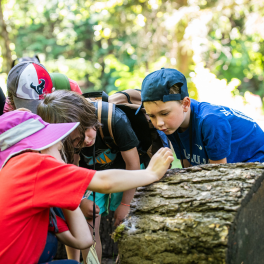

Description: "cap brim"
135 103 143 115
0 121 79 169
13 96 41 114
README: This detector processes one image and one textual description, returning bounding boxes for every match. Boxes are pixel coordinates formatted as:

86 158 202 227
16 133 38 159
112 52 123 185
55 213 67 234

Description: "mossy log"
116 163 264 264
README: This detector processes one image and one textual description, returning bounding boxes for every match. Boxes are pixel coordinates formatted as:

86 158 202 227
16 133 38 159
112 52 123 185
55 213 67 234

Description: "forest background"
0 0 264 167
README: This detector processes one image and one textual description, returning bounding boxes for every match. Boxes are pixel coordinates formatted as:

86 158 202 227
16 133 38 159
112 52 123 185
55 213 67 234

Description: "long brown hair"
37 90 100 163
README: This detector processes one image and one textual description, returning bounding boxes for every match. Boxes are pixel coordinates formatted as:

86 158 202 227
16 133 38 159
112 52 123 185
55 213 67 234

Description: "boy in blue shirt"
137 68 264 167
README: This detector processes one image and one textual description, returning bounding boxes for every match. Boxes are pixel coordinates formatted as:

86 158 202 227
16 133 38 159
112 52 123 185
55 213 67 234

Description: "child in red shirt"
0 110 173 264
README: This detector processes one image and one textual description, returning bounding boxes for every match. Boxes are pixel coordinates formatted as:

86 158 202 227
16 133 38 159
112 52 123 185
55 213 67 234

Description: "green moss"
111 223 126 242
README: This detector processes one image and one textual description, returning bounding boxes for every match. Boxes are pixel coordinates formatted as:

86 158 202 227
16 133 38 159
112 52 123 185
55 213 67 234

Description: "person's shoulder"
27 153 68 170
11 152 43 163
191 99 225 120
191 99 215 111
112 106 131 128
96 101 127 124
113 106 127 119
3 152 45 173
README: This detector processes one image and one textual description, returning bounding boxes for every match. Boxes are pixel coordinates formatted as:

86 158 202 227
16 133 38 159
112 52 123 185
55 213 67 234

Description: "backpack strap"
97 101 117 150
82 91 109 102
87 145 97 242
174 110 193 168
49 208 58 233
116 91 133 104
101 91 109 102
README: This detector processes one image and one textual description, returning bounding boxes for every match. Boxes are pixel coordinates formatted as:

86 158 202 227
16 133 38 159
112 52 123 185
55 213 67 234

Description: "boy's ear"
182 97 191 111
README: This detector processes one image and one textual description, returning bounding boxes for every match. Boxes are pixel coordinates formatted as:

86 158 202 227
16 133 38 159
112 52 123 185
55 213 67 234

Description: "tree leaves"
1 0 264 98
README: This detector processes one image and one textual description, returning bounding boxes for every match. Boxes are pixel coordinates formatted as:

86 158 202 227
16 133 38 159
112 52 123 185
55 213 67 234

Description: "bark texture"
116 163 264 264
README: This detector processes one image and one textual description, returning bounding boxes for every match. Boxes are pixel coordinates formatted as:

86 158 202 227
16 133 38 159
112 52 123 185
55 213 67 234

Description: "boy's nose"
156 117 164 128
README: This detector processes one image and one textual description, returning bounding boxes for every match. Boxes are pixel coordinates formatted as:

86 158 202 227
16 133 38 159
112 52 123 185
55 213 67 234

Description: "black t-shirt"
79 107 139 170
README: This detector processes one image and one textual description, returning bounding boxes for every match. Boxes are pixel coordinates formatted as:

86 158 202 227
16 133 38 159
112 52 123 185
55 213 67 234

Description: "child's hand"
114 204 130 226
80 199 100 219
147 147 174 181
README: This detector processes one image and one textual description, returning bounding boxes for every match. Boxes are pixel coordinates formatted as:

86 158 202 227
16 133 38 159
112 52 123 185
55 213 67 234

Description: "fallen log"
115 163 264 264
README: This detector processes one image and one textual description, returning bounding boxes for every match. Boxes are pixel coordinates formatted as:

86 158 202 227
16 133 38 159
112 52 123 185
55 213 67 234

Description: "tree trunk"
116 163 264 264
0 0 12 73
175 0 193 76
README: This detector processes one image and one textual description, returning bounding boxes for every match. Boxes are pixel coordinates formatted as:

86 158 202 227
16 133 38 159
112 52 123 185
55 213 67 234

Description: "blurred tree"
0 0 263 100
199 0 264 97
0 0 12 73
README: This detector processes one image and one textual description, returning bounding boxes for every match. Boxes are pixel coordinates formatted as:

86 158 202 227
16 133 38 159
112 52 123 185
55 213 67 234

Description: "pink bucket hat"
0 111 79 170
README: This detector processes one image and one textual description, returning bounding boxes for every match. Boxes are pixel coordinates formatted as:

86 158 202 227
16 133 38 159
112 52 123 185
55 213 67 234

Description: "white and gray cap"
7 61 54 113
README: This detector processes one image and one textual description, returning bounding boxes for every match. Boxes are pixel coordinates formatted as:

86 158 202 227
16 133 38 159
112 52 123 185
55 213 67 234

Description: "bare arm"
181 159 191 168
120 147 140 203
88 148 174 193
209 158 227 164
73 154 80 166
56 207 93 250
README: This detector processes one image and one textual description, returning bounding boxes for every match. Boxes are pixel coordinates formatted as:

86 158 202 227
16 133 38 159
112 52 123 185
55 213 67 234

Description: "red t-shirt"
48 215 69 233
0 152 95 264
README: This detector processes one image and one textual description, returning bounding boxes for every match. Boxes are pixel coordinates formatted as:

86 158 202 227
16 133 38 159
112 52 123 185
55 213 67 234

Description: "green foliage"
1 0 264 100
204 0 264 97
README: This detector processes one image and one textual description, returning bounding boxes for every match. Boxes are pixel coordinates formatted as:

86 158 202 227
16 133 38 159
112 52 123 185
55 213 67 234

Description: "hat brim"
13 96 41 114
0 121 79 170
135 103 143 115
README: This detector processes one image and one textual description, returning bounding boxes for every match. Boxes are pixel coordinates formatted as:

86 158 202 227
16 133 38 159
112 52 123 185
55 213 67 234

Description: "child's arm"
56 207 93 250
73 154 80 166
114 147 140 226
209 158 227 164
181 159 191 168
88 147 173 193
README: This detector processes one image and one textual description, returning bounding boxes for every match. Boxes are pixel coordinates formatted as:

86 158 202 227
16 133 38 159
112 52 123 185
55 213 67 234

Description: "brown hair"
37 90 100 163
169 83 183 103
169 83 181 94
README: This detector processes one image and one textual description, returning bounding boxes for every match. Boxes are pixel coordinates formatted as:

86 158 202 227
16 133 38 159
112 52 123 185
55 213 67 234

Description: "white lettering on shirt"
229 108 254 122
193 154 200 164
183 149 207 165
219 106 254 122
220 108 232 116
195 144 203 150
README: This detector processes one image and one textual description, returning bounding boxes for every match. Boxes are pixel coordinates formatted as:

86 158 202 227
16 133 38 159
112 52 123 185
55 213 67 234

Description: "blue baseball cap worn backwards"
136 68 189 114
